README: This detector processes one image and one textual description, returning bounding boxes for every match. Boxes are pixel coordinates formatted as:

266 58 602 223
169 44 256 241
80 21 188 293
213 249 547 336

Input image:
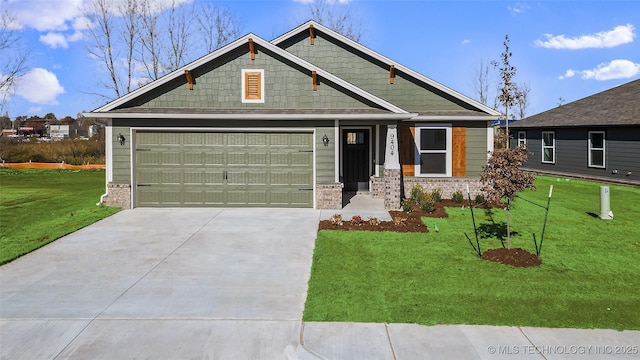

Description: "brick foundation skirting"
370 176 385 199
316 183 343 209
403 177 484 200
103 182 131 209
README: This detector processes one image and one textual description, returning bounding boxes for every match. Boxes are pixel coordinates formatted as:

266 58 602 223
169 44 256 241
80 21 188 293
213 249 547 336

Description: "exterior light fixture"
322 134 330 147
118 133 126 146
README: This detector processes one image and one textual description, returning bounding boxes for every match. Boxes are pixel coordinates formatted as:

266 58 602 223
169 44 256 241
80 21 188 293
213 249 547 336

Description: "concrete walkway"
1 208 638 359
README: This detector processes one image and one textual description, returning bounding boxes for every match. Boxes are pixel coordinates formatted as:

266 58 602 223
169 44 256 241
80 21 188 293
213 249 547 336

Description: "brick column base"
103 182 131 209
384 169 401 210
316 183 343 209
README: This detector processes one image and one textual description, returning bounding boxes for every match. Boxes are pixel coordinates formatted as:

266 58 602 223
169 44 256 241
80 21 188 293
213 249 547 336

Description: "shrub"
0 138 105 165
419 194 436 213
452 190 464 203
431 188 443 203
350 215 365 225
475 194 485 204
401 199 413 213
368 217 380 226
410 184 424 201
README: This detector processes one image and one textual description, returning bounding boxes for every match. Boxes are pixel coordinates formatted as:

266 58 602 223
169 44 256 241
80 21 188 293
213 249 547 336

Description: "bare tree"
514 82 531 120
309 0 363 42
165 0 192 70
472 59 492 106
119 0 139 94
195 1 243 53
0 10 28 111
85 0 124 98
138 0 163 82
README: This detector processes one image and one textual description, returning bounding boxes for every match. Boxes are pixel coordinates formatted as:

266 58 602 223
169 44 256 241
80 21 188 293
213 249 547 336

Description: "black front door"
343 129 370 191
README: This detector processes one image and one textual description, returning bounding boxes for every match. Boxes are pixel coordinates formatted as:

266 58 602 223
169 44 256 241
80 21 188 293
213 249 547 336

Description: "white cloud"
14 68 65 105
40 32 69 49
535 24 635 49
558 69 576 80
560 60 640 81
508 3 531 14
581 59 640 80
7 0 84 31
461 39 471 45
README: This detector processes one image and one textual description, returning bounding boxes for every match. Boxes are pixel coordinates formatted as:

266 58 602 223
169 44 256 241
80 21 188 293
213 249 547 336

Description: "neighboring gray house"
87 21 499 209
509 79 640 185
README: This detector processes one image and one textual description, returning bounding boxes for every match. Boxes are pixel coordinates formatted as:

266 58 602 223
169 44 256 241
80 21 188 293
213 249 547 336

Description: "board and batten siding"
462 122 490 177
111 126 131 183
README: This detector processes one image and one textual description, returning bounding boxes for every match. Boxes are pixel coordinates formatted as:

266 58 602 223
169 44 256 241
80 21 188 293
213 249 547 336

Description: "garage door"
134 131 314 207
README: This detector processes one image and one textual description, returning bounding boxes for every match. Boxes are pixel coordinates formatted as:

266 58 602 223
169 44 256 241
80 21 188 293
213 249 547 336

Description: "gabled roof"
91 32 412 118
272 20 501 118
511 78 640 128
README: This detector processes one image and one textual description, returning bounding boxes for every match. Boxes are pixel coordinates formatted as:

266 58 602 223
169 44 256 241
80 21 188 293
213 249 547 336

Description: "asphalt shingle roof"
510 78 640 128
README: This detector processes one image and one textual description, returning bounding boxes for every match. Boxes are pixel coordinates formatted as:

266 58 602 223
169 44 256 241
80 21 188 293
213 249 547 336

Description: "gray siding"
511 127 640 184
111 126 131 183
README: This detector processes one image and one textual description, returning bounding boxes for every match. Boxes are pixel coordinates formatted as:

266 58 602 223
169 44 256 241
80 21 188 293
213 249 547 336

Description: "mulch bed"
481 247 542 267
319 199 540 267
317 199 474 233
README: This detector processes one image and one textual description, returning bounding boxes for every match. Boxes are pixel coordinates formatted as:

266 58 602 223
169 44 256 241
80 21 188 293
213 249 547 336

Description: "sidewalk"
294 322 640 359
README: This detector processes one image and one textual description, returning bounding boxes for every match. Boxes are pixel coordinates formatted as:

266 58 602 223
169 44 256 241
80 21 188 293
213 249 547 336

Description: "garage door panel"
135 131 314 207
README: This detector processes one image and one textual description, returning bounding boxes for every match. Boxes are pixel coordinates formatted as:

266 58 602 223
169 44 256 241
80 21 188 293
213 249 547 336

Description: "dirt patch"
481 247 542 267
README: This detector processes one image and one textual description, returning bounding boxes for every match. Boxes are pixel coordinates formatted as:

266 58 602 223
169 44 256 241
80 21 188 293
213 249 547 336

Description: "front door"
343 129 370 191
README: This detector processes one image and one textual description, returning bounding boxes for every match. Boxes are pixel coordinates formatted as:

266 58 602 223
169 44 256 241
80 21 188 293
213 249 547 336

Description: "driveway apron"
0 208 320 359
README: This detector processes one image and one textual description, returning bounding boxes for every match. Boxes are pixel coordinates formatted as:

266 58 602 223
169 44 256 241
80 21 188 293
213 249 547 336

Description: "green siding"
112 126 131 183
280 32 471 113
462 123 489 176
126 46 371 110
315 126 336 183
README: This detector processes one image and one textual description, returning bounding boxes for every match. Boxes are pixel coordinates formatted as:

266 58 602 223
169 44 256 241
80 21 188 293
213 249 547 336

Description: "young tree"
491 35 520 145
482 35 534 249
481 142 535 249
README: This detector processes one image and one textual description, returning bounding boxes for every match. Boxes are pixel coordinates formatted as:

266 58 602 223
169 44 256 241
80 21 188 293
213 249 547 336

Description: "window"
416 125 451 176
517 131 526 147
242 69 264 103
588 131 605 168
542 131 555 164
346 131 365 145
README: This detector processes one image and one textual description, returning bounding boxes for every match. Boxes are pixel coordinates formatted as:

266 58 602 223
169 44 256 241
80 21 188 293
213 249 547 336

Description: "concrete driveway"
1 208 321 359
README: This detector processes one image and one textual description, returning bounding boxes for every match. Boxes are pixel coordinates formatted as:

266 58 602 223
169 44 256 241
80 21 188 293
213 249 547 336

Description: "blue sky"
3 0 639 119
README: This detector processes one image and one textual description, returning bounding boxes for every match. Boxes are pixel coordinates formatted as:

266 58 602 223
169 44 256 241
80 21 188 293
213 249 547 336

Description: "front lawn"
303 176 640 330
0 169 120 265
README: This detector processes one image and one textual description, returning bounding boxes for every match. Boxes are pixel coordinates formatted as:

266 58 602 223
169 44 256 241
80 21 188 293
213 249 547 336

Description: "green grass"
304 176 640 330
0 168 120 265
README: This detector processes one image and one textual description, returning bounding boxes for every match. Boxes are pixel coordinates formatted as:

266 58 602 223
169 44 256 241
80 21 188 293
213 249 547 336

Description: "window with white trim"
542 131 555 164
517 131 526 147
588 131 605 168
242 69 264 103
415 125 451 176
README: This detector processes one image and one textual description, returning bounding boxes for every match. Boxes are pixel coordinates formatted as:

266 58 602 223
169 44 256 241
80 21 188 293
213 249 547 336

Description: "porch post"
384 125 401 210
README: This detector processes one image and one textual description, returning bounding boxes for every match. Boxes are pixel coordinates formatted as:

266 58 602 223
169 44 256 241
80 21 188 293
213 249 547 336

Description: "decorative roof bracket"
312 70 317 91
248 38 255 60
184 70 194 90
389 64 395 84
309 24 315 45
